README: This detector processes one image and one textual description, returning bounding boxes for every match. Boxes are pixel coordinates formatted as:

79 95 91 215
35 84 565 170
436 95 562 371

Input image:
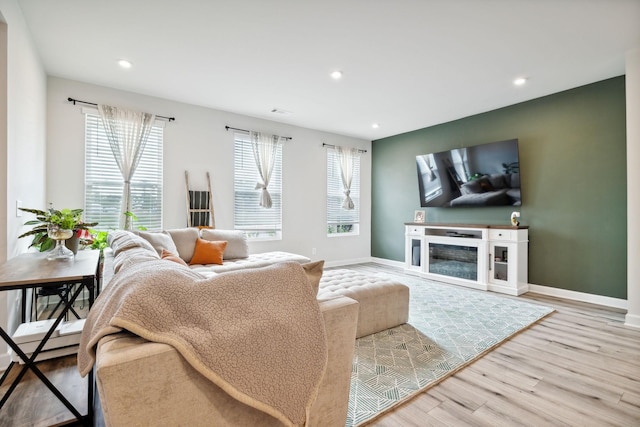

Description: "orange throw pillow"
189 239 227 265
161 249 188 267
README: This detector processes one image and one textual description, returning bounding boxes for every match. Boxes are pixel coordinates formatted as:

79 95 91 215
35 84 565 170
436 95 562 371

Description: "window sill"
327 232 360 238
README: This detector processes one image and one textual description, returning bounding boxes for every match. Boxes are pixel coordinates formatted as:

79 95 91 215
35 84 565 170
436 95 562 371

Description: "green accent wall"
372 77 627 299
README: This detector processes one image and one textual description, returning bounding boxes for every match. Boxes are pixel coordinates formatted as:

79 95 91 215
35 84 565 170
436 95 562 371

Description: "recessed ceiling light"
372 123 380 129
513 77 527 86
330 70 343 80
118 59 132 69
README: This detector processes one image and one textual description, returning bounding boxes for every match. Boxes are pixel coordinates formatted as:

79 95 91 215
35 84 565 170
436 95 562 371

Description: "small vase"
47 224 74 260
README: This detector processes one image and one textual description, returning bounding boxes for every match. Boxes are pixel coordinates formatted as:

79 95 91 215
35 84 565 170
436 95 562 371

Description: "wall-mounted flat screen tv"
416 138 521 208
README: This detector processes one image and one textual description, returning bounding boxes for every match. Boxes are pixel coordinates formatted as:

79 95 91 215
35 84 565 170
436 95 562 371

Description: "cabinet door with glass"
405 236 424 271
405 225 426 272
489 242 513 284
487 228 528 296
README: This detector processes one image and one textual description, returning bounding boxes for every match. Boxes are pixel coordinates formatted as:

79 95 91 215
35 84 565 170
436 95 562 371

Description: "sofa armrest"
101 248 114 285
309 295 359 426
95 295 359 427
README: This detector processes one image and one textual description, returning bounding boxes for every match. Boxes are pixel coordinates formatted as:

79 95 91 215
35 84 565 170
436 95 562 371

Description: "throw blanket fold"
79 259 327 427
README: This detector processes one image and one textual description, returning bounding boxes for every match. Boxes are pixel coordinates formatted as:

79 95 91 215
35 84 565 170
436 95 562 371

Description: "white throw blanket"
79 259 327 427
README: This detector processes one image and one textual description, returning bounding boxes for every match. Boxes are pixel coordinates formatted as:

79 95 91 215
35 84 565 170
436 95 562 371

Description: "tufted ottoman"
318 269 410 338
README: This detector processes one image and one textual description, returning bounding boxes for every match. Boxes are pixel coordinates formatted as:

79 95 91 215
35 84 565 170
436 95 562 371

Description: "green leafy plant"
27 230 56 252
18 207 98 251
89 229 109 250
328 224 354 234
124 211 147 231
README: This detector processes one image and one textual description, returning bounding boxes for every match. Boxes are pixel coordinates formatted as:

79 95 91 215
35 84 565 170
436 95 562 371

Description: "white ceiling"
17 0 640 140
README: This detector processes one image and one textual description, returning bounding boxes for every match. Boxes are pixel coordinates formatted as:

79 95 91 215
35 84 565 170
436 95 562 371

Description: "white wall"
47 77 372 263
0 0 48 370
626 48 640 329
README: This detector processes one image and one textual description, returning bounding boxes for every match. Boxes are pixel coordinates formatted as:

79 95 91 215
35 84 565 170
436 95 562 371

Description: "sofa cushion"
450 189 511 207
460 179 482 194
136 231 178 257
189 239 227 265
488 174 507 189
200 229 249 260
108 230 156 256
161 249 189 267
166 228 200 263
189 251 311 278
319 269 410 338
477 176 494 192
510 173 520 188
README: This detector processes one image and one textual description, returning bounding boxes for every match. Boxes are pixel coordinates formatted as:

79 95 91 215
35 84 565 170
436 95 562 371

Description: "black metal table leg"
0 284 87 422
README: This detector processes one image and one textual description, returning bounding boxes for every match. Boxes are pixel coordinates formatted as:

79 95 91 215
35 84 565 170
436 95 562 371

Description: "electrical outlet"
16 200 22 217
312 248 317 255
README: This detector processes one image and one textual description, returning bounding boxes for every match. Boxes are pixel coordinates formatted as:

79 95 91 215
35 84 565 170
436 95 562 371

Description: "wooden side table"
0 250 100 426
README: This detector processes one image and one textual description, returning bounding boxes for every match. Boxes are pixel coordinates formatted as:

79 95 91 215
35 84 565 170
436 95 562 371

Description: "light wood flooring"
1 264 639 427
361 267 640 427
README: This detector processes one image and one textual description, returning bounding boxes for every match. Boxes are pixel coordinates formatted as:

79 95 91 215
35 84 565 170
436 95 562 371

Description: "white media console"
405 223 529 296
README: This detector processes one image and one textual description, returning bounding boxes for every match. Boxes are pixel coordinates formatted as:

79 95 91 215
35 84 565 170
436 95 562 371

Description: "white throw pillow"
135 230 178 257
166 228 200 263
200 229 249 259
107 230 157 256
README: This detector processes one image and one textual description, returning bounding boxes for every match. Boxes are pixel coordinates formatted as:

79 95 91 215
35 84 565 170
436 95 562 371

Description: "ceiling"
17 0 640 141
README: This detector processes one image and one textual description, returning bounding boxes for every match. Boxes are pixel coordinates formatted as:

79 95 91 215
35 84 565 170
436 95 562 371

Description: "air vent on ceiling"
271 108 292 116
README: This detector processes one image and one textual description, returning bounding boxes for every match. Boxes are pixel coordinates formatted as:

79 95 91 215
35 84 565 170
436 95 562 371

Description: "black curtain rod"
323 142 367 153
225 125 292 140
67 97 175 122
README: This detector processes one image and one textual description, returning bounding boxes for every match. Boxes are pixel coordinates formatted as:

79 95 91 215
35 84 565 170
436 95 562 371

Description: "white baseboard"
330 257 404 269
370 257 404 268
324 257 375 268
527 283 627 310
331 258 629 312
624 313 640 329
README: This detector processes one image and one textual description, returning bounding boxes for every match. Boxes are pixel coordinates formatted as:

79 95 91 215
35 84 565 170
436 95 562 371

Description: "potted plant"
89 230 109 251
18 206 98 259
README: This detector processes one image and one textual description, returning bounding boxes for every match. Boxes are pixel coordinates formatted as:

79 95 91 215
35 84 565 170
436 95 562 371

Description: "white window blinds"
233 132 283 239
84 113 163 231
327 149 360 235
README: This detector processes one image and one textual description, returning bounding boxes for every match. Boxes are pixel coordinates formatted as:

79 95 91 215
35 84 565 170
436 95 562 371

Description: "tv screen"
416 139 521 208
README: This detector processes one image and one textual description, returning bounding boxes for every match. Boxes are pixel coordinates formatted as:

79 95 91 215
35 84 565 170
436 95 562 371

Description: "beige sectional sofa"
132 227 311 277
89 230 360 427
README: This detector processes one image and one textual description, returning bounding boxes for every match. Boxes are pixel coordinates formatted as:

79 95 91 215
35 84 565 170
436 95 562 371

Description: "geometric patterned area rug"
346 271 554 426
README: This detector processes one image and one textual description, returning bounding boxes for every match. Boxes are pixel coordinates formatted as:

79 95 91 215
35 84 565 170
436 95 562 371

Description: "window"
327 149 360 235
233 133 283 240
84 113 163 231
417 154 443 203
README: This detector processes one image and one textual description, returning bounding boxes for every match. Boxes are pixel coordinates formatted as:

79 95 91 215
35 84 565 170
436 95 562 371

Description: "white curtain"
251 132 281 209
453 148 469 181
424 154 436 181
336 146 359 210
98 104 156 229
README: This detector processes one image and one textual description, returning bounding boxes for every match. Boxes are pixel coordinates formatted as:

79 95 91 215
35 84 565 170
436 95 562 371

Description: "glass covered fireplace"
428 243 479 281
